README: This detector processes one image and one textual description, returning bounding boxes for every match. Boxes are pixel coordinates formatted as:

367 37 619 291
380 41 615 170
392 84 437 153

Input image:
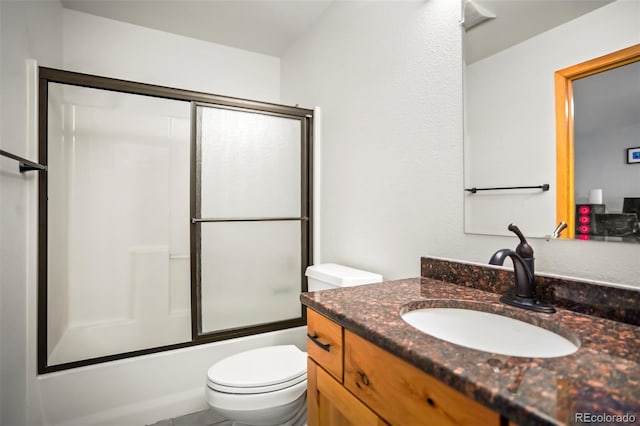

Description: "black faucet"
489 224 555 313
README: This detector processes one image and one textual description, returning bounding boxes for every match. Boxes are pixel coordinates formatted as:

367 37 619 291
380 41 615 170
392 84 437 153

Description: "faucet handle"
552 221 568 238
508 224 533 258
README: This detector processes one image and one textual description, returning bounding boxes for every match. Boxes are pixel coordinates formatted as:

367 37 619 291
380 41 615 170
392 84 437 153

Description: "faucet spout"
489 249 534 299
489 224 556 314
488 248 510 266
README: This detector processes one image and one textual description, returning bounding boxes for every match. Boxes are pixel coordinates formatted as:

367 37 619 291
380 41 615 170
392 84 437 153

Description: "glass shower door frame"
37 67 313 374
190 102 313 342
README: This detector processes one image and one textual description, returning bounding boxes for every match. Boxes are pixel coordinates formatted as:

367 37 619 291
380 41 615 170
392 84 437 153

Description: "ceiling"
61 0 616 62
60 0 334 57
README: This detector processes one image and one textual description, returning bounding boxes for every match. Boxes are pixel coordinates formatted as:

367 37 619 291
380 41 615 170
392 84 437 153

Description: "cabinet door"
344 330 500 426
308 358 386 426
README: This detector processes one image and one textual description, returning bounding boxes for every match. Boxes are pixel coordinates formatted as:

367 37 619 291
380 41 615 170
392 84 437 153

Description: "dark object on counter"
623 197 640 217
595 213 639 237
489 224 556 314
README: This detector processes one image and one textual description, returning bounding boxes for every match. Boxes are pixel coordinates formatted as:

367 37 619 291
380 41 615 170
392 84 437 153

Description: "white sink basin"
401 308 579 358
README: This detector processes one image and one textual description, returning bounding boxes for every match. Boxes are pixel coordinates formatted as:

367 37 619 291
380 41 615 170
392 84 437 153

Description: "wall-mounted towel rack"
465 184 549 194
0 149 47 173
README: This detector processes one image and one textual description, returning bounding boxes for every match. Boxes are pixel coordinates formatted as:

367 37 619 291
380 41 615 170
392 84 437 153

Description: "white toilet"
205 263 383 426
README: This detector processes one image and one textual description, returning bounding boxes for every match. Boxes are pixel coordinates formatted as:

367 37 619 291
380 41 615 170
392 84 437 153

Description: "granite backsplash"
421 257 640 327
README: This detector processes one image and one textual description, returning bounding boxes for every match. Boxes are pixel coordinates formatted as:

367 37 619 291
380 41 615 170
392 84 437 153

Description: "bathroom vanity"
301 257 640 425
306 308 500 425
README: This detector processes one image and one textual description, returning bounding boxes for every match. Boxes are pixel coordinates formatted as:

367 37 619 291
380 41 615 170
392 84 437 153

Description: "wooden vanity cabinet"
306 308 502 426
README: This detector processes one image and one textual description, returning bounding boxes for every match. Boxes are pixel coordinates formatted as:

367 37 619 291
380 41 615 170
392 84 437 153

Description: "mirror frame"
555 43 640 239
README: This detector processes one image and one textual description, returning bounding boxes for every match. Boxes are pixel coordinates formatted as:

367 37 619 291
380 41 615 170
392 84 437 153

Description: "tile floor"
148 408 231 426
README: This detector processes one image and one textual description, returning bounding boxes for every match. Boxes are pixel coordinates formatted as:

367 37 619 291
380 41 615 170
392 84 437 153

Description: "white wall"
1 2 63 425
282 0 465 279
281 0 640 288
63 9 281 103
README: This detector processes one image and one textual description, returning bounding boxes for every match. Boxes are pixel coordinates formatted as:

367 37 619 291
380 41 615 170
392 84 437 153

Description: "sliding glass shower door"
39 67 312 373
44 83 192 366
194 105 309 336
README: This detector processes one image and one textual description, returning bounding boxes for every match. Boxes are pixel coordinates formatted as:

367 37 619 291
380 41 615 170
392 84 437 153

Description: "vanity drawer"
307 308 343 381
344 330 500 426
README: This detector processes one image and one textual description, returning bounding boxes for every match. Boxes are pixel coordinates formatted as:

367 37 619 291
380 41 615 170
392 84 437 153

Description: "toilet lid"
207 345 307 392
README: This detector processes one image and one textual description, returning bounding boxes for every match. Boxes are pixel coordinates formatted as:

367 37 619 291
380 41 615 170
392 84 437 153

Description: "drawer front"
344 330 500 426
307 308 343 381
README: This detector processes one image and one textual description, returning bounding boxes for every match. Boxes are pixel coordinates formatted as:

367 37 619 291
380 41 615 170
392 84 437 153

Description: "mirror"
463 0 640 242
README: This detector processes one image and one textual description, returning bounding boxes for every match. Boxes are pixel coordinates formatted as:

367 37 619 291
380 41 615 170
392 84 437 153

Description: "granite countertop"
300 275 640 425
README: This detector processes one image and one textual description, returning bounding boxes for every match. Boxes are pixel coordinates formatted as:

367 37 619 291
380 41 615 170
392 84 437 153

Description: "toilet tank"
305 263 383 291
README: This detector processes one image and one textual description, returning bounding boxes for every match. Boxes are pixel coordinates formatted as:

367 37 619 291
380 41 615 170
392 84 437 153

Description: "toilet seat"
207 345 307 394
208 372 306 394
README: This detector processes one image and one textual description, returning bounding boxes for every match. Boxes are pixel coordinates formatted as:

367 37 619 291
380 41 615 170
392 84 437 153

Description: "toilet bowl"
206 345 307 426
205 264 383 425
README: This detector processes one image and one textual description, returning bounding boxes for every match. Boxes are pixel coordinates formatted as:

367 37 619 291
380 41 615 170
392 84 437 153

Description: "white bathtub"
36 326 307 426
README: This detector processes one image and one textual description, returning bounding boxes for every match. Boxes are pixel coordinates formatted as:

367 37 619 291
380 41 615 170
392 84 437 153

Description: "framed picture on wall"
627 147 640 164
